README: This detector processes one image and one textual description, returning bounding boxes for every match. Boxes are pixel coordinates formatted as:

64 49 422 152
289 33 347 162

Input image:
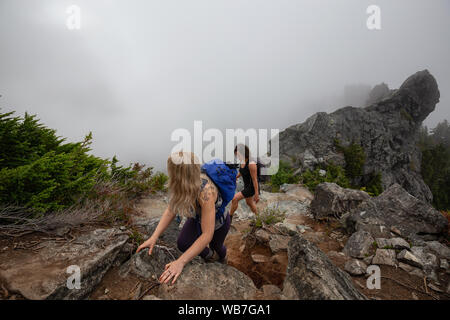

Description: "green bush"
300 163 350 191
0 109 168 214
268 161 300 191
253 207 285 228
421 144 450 210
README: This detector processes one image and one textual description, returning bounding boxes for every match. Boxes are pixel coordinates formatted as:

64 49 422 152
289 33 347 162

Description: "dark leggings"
177 213 231 260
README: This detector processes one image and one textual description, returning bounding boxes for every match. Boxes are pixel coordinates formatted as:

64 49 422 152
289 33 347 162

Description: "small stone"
239 244 246 253
251 254 270 263
372 249 397 266
269 235 290 254
255 229 271 243
363 255 373 265
397 250 423 268
344 259 367 276
398 262 424 278
440 259 448 270
262 284 281 298
425 241 450 260
119 226 127 231
343 230 374 259
318 169 326 177
104 288 109 294
375 238 410 250
411 292 419 300
274 222 297 236
390 226 402 236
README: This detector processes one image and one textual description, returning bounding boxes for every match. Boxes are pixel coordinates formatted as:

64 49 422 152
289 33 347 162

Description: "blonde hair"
167 151 202 218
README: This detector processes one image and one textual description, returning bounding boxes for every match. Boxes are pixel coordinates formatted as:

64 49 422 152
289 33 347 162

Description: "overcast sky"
1 0 449 171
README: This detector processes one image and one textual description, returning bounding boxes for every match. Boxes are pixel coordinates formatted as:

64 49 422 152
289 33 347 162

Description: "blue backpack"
200 159 237 220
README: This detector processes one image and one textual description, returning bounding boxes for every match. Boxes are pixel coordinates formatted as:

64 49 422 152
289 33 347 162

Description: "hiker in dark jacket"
230 144 260 218
137 152 231 285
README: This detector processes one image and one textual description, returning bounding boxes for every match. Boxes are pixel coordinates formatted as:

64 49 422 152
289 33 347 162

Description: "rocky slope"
277 70 440 202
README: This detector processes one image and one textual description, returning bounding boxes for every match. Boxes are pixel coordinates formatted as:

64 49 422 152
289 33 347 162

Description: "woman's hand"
254 193 260 203
159 259 185 285
136 236 157 255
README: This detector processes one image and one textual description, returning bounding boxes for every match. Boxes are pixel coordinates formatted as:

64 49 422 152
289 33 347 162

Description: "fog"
1 0 449 171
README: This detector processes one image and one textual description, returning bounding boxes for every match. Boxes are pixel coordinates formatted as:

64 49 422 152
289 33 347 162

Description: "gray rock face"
282 235 367 300
343 230 374 258
158 262 257 300
311 183 370 219
277 70 440 202
344 259 368 276
0 228 129 300
120 245 181 280
372 249 397 267
425 241 450 260
347 184 448 240
375 238 410 250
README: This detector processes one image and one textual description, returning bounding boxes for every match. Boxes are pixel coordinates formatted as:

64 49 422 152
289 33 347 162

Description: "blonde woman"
136 152 231 285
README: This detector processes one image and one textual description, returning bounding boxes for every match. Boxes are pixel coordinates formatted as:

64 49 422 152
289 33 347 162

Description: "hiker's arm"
178 184 216 265
249 162 259 198
151 206 176 239
136 206 175 254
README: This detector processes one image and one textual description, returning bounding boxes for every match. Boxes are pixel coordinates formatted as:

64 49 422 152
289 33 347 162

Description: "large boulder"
158 262 257 300
282 234 367 300
342 230 374 258
311 183 370 219
347 184 448 240
0 228 129 300
277 70 440 202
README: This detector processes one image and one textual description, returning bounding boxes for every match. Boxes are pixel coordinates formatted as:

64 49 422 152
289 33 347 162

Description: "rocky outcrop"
347 184 448 240
311 182 370 219
277 70 440 202
282 234 367 300
0 228 129 300
158 262 257 300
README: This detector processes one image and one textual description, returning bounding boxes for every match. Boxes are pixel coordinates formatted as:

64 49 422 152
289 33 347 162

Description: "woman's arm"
136 206 176 255
159 183 217 284
249 162 259 202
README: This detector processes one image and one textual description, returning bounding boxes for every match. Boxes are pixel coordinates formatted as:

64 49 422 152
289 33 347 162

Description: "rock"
398 262 424 278
397 250 423 268
142 295 162 300
120 245 181 280
282 235 367 300
279 184 314 203
343 230 374 258
269 235 290 254
375 238 410 250
254 229 271 243
440 259 448 270
347 184 448 240
251 254 270 263
363 255 373 265
158 263 257 300
425 241 450 260
139 218 180 245
411 246 439 270
0 228 129 300
311 183 370 220
262 285 282 299
274 222 297 236
372 249 397 266
277 70 440 202
344 259 368 276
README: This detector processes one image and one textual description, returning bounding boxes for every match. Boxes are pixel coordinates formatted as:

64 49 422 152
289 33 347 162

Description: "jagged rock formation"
277 70 440 202
282 234 367 300
346 184 448 241
311 182 370 219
